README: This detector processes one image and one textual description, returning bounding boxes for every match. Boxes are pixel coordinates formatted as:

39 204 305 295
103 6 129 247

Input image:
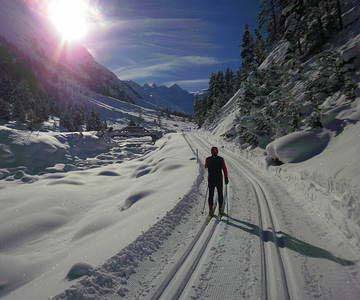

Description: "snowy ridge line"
53 136 205 300
192 134 291 300
150 133 219 299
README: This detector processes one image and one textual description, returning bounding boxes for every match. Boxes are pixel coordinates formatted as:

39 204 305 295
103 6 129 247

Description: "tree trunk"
270 0 278 39
336 0 343 29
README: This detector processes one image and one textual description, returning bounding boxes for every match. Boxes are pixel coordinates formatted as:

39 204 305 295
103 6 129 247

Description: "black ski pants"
208 181 223 211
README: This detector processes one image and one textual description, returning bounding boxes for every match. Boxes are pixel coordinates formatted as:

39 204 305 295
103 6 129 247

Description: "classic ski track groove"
191 133 291 300
150 134 220 300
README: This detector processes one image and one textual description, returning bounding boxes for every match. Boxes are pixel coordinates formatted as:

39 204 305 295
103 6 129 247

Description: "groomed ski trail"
149 134 222 299
183 133 292 300
180 131 360 300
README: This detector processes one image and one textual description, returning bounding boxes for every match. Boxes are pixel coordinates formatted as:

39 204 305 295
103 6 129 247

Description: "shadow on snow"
224 216 355 266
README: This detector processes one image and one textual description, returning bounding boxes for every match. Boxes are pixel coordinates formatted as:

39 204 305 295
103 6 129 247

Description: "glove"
225 177 229 185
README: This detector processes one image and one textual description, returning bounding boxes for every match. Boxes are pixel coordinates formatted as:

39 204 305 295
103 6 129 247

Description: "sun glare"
48 0 90 42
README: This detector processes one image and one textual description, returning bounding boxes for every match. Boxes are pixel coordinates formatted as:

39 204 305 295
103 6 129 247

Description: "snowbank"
265 130 331 164
268 123 360 248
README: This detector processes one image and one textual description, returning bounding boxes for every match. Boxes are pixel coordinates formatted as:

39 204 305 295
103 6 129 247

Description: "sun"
48 0 89 42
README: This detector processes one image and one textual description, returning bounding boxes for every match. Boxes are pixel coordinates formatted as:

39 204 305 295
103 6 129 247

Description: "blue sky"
85 0 260 92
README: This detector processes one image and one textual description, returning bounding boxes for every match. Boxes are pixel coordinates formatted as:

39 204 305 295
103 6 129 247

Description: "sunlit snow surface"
0 132 197 299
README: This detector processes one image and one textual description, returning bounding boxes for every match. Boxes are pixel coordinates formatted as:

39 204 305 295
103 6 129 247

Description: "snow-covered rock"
337 97 360 121
66 263 93 280
0 126 113 174
259 41 290 70
340 34 360 64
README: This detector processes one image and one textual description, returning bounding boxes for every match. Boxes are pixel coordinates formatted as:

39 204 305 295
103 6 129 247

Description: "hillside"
200 0 360 249
0 0 141 105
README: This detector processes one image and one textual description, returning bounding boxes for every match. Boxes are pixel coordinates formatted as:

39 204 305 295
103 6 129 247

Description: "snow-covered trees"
0 44 51 126
0 43 111 133
254 30 267 66
196 0 358 149
274 0 348 57
259 0 284 45
0 97 11 121
86 110 105 132
194 70 238 126
241 24 255 77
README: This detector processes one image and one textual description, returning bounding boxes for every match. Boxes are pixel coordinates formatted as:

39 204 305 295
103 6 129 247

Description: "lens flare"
48 0 89 42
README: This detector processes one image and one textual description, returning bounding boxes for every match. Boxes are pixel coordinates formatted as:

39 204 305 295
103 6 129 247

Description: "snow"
208 89 244 136
272 123 360 246
126 81 195 114
0 126 113 175
0 132 197 299
265 129 331 163
336 97 360 122
339 33 360 63
259 41 290 70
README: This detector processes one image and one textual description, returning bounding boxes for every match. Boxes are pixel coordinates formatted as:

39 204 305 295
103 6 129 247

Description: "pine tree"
0 98 11 121
241 25 255 77
235 69 243 90
215 71 225 98
282 1 306 55
60 110 74 131
225 68 235 98
11 81 33 122
86 110 103 131
259 0 284 45
254 30 267 66
335 0 343 30
207 73 217 109
72 105 85 131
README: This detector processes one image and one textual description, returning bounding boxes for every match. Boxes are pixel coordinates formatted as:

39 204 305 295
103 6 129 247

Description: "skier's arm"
205 157 209 168
222 159 229 184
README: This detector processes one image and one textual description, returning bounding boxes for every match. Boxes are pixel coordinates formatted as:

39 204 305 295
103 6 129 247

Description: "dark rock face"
66 262 94 280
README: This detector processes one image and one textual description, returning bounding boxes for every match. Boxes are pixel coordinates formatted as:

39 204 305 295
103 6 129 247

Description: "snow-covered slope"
0 133 198 299
127 81 195 114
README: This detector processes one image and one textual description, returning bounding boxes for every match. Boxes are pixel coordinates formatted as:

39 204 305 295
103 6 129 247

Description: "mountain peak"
170 83 181 90
143 82 158 89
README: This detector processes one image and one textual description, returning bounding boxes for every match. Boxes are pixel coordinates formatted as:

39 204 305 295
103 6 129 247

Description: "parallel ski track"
192 133 291 300
150 134 221 300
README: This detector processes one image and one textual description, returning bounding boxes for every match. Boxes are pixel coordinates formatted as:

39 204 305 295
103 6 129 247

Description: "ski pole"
226 185 229 217
201 186 208 215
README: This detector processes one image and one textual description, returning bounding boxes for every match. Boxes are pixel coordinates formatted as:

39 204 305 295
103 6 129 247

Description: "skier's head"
211 146 219 156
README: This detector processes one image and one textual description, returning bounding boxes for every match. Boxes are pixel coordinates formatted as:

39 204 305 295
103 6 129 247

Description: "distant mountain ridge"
126 81 195 114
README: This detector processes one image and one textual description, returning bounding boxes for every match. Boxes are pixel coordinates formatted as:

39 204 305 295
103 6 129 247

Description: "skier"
205 146 229 217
